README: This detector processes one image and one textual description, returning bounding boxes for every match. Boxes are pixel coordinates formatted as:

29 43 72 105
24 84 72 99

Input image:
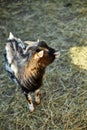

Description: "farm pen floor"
0 0 87 130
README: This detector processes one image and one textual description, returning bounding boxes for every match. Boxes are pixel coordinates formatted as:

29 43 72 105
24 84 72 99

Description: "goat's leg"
35 89 41 104
24 93 34 112
23 91 34 112
27 94 34 112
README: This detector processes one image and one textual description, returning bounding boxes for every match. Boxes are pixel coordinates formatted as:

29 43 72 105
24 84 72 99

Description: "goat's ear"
34 50 44 59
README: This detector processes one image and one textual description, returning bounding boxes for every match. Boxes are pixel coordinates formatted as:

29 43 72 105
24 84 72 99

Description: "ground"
0 0 87 130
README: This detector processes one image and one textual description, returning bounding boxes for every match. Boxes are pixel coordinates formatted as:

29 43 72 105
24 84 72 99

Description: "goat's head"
26 41 60 67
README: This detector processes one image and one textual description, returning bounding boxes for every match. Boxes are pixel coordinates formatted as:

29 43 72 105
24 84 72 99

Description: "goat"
4 32 60 112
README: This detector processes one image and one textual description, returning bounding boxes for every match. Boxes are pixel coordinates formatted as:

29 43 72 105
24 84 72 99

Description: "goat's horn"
24 45 37 54
24 41 38 46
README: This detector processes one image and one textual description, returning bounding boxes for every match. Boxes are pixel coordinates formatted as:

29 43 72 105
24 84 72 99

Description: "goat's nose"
54 51 60 59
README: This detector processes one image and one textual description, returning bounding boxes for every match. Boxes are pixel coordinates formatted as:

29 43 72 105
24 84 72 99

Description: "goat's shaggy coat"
4 33 60 112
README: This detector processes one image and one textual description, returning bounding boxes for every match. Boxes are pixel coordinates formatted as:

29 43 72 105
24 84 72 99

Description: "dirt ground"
0 0 87 130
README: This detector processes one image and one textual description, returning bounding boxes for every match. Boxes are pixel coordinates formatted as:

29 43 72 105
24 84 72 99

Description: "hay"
0 0 87 130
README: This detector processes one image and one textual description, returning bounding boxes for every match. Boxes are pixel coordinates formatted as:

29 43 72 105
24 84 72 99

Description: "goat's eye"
36 49 41 52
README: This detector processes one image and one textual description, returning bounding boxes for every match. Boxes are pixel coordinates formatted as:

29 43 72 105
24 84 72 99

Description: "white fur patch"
11 64 18 75
5 46 13 64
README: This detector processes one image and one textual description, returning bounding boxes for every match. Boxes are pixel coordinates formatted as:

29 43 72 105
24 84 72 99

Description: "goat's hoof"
28 103 34 112
36 99 41 105
29 108 34 112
